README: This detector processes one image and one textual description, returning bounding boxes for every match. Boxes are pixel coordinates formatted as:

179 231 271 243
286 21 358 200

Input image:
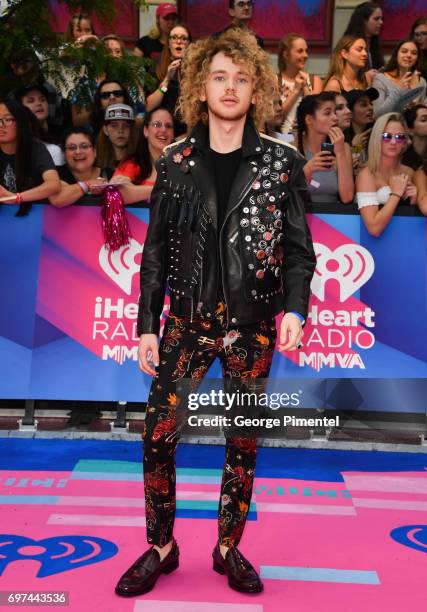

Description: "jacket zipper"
219 171 259 325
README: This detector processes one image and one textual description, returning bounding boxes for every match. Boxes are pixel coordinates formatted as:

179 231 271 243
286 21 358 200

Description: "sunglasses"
381 132 406 143
64 143 93 151
235 0 253 7
100 89 124 100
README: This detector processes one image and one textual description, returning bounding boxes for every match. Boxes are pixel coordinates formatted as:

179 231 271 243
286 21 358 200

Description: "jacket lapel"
222 159 256 225
185 123 218 230
185 118 264 231
223 118 264 224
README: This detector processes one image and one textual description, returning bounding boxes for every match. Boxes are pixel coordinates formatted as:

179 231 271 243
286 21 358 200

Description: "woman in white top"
356 112 417 236
277 33 322 140
373 38 426 117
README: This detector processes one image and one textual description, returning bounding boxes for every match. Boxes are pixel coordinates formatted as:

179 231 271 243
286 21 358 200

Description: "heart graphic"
311 242 375 302
99 238 143 295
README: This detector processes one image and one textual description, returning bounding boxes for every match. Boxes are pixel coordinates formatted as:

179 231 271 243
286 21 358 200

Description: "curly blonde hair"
177 28 277 131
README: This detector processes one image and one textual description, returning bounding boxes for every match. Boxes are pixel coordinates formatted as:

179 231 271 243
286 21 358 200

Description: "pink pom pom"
100 186 131 251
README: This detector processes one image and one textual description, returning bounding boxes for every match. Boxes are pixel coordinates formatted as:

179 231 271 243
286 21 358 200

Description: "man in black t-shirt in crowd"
214 0 265 49
115 29 315 598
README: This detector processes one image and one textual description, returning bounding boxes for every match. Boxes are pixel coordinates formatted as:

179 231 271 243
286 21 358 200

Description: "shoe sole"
213 560 264 593
115 559 179 597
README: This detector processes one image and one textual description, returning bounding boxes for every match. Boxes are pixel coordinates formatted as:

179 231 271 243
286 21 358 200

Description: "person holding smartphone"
296 92 354 204
372 38 426 117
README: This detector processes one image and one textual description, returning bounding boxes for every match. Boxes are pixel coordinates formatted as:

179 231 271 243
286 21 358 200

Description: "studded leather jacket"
137 118 316 335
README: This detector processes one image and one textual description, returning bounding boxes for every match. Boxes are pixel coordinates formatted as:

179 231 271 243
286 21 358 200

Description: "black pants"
142 302 276 548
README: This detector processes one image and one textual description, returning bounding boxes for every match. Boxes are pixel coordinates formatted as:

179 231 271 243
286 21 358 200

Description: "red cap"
156 3 178 19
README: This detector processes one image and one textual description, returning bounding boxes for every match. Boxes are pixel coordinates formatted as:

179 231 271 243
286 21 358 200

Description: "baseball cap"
342 88 379 110
14 83 49 101
104 104 135 122
156 3 178 18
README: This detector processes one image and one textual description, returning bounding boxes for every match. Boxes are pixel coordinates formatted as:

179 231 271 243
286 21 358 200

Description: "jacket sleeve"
282 151 316 320
137 156 170 336
372 74 403 117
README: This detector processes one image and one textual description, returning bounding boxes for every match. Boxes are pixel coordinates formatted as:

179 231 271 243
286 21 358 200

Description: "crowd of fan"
0 1 427 236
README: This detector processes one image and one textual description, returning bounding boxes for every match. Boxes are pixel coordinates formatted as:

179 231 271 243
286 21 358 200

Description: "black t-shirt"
0 140 55 192
210 147 243 299
58 165 111 184
135 36 164 61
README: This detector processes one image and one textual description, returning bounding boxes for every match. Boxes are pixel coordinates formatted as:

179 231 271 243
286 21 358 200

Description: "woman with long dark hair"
372 38 426 116
343 1 384 73
15 84 65 166
410 16 427 80
112 107 175 204
296 92 354 204
333 93 353 131
342 88 378 172
0 99 60 215
402 104 427 171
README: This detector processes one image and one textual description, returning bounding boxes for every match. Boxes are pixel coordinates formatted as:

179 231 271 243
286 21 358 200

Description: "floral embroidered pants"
142 303 277 548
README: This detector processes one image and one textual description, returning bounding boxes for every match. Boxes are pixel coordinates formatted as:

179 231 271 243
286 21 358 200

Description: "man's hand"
138 333 159 376
278 313 304 351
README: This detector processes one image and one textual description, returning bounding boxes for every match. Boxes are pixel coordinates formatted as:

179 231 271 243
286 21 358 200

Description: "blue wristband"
288 311 305 325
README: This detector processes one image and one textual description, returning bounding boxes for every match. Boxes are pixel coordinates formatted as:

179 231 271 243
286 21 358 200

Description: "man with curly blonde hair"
115 28 316 598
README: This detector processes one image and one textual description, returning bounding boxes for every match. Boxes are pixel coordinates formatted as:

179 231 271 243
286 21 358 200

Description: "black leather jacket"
137 118 316 335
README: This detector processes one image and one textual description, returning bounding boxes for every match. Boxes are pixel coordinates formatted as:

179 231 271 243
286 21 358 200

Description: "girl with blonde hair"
356 112 417 236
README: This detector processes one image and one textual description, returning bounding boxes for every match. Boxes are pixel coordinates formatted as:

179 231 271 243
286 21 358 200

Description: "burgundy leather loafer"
115 538 179 597
212 542 263 593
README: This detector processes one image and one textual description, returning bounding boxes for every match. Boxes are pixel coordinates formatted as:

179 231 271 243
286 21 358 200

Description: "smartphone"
321 142 335 156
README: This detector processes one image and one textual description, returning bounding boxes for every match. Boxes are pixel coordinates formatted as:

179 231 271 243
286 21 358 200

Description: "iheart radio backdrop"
0 204 426 411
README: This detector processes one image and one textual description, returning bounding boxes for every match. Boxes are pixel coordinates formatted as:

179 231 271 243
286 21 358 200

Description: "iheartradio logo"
99 239 142 295
311 243 374 302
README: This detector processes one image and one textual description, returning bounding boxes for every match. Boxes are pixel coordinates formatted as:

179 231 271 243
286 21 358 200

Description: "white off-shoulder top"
356 186 392 209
